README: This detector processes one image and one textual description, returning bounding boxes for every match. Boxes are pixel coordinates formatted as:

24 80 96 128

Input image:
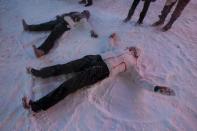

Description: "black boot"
136 19 143 25
162 22 172 31
123 17 131 23
152 19 165 26
22 19 29 31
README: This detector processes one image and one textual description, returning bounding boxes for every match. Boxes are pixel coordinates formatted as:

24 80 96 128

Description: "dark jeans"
160 0 190 25
27 18 70 54
126 0 152 23
30 55 110 112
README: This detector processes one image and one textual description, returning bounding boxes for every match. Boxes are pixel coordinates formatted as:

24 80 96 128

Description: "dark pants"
79 0 92 5
27 18 70 54
126 0 152 24
30 55 109 112
160 0 190 26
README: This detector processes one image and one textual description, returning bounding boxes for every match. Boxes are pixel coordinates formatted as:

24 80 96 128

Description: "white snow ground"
0 0 197 130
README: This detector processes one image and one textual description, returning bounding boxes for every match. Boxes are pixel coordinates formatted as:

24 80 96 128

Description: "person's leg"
124 0 141 22
22 19 59 31
162 0 190 31
137 0 152 24
28 65 110 112
28 55 99 78
79 0 86 4
33 23 70 57
85 0 93 7
152 0 177 26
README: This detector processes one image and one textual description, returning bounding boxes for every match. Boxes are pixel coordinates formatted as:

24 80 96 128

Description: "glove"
154 86 175 96
90 30 98 38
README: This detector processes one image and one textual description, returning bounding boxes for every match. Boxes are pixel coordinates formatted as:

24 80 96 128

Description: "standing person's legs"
162 0 190 31
124 0 141 22
85 0 93 7
79 0 86 4
28 55 100 78
137 0 152 24
27 65 109 112
152 0 177 26
22 19 59 31
33 23 70 57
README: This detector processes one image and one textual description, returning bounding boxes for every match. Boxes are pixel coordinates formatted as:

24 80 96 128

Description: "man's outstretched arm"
134 68 175 96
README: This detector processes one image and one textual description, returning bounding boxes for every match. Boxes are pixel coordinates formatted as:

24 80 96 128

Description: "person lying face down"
22 10 98 58
22 33 175 113
79 0 93 7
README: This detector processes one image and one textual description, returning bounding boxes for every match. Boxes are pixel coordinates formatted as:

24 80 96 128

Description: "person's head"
81 10 90 20
125 46 141 59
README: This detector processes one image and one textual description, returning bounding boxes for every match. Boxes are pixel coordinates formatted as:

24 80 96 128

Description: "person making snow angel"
22 34 175 113
22 10 98 58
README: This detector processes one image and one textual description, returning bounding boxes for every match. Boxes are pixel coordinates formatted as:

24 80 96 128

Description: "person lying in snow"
152 0 190 31
22 33 175 113
22 10 98 58
79 0 93 7
124 0 156 24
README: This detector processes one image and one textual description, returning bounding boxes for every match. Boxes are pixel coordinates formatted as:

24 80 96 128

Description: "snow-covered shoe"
32 45 45 58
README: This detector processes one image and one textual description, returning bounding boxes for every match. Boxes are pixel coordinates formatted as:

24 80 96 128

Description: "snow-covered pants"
30 55 110 112
126 0 152 23
26 18 70 54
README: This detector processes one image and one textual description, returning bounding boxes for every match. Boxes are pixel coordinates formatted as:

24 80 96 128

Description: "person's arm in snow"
134 67 175 96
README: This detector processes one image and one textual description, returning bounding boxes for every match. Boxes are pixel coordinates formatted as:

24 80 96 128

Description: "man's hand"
154 86 175 96
90 30 98 38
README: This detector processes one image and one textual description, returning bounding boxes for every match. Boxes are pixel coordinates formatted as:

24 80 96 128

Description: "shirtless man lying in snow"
22 10 98 58
22 34 175 113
